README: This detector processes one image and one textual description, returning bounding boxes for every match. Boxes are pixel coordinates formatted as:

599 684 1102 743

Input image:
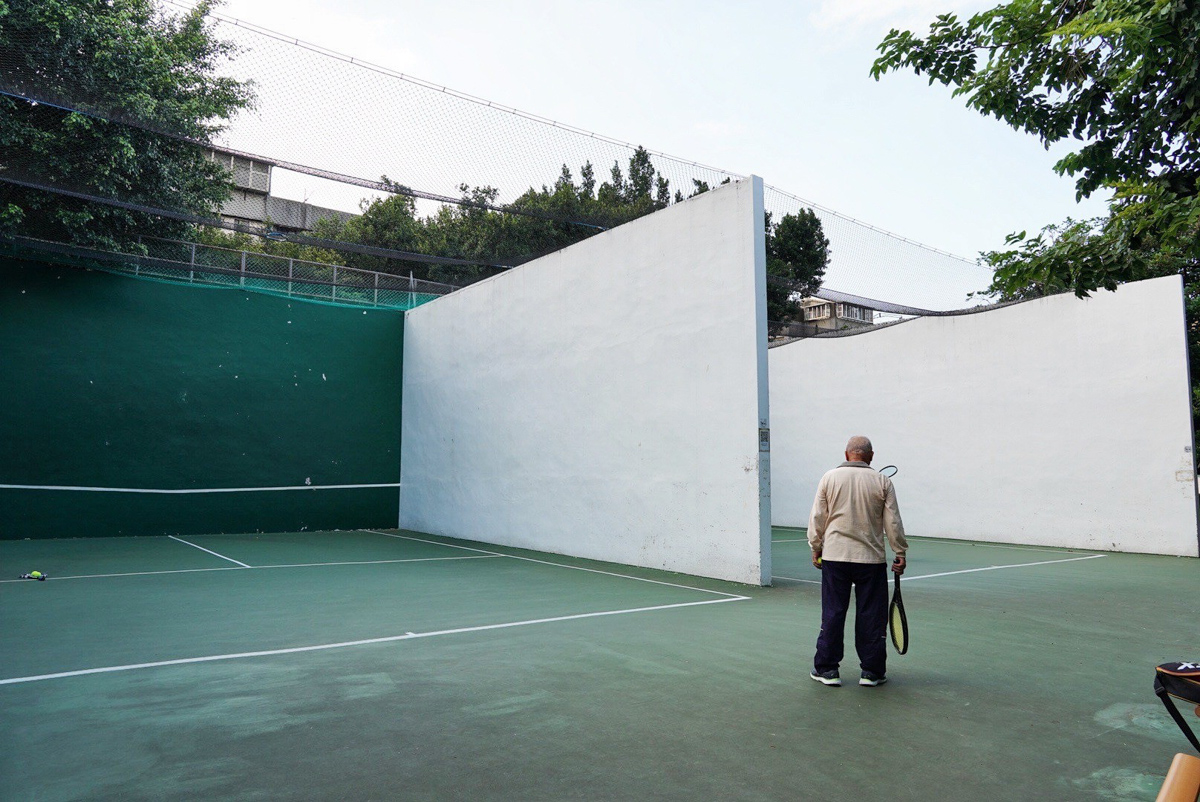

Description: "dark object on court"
889 559 908 655
1155 662 1200 752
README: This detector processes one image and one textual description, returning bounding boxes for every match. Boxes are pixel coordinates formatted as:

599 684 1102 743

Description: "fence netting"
2 236 455 311
0 0 997 326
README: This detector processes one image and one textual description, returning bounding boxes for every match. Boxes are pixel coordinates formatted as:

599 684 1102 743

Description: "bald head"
845 436 873 463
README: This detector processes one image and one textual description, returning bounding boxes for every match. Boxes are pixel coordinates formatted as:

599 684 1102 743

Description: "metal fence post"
332 265 337 302
374 272 379 306
240 251 246 287
189 242 196 283
288 259 294 297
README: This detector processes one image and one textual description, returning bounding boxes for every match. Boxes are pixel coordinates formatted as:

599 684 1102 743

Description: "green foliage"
206 146 724 286
765 209 830 322
0 0 253 249
190 225 344 268
872 0 1200 201
981 185 1200 302
874 0 1200 432
872 0 1200 298
206 152 830 317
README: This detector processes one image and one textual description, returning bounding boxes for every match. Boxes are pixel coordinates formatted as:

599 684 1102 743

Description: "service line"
0 597 746 685
771 553 1107 586
901 553 1106 581
774 534 1102 556
0 554 502 583
769 574 819 585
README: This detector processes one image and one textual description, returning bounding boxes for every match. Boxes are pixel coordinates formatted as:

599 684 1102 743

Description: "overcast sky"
211 0 1109 261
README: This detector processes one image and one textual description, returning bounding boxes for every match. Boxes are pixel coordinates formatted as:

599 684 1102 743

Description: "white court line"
252 555 500 570
0 597 746 685
0 566 243 583
903 553 1106 581
0 483 399 494
367 530 748 600
772 538 1090 553
945 542 1101 555
169 536 251 568
771 530 1099 556
770 575 820 584
771 553 1107 585
0 555 501 583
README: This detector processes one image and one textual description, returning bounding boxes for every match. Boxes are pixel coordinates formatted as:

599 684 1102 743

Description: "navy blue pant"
814 560 888 676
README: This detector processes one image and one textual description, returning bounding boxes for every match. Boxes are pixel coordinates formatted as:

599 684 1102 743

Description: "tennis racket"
879 464 898 477
889 558 909 654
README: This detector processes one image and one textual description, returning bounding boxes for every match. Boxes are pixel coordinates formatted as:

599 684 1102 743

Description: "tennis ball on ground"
30 571 42 578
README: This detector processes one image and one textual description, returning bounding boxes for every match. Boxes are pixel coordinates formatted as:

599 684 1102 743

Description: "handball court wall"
769 275 1199 557
399 178 773 584
0 258 404 539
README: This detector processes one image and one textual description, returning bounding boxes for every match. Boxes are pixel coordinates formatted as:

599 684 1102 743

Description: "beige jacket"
808 461 907 564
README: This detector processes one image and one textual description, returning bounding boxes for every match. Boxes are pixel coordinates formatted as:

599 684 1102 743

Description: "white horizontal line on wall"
0 483 400 494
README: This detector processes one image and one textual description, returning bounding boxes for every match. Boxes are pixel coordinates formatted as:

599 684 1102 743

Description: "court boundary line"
901 553 1106 581
949 542 1101 555
771 533 1104 556
0 483 400 494
252 555 501 570
368 530 749 600
170 535 250 567
0 596 746 685
770 553 1107 585
0 554 502 584
770 574 819 584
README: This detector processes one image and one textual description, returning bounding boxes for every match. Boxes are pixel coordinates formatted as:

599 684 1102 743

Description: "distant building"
208 149 356 233
798 297 876 332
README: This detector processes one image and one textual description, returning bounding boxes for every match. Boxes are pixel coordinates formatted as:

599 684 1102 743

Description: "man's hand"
892 555 906 575
812 550 823 570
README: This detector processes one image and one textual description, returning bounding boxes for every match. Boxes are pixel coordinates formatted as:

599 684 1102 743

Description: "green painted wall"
0 258 404 538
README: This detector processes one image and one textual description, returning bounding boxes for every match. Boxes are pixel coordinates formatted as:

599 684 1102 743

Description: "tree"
765 209 830 324
872 0 1200 427
0 0 254 249
219 147 685 285
627 147 656 203
871 0 1200 299
204 150 833 317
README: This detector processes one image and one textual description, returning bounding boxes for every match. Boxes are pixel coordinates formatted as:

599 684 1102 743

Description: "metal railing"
3 235 462 311
135 237 461 310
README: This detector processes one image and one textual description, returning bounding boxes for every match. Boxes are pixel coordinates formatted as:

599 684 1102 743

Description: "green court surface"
1 528 1196 801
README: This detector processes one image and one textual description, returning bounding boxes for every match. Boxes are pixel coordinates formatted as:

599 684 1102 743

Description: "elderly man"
808 436 907 687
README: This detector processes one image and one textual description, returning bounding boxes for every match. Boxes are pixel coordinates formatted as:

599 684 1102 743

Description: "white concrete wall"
770 276 1199 557
400 178 772 583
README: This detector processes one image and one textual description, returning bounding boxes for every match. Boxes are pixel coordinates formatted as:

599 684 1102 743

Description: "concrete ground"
1 528 1195 801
